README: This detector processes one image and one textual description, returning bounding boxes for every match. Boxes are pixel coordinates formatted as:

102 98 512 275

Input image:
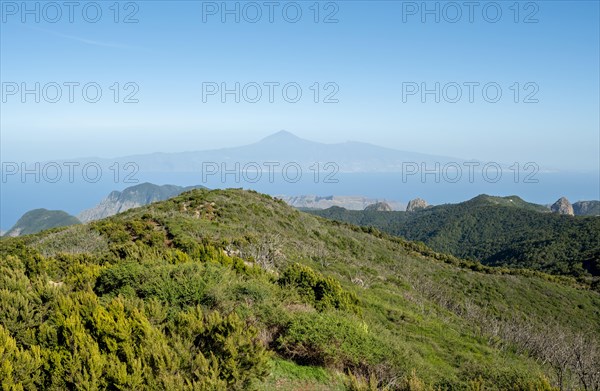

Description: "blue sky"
1 0 599 170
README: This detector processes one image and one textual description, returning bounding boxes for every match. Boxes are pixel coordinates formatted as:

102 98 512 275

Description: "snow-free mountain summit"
67 131 464 173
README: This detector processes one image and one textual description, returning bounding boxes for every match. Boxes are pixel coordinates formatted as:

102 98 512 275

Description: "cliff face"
573 201 600 216
406 198 429 212
281 195 403 211
551 197 574 216
364 202 393 211
78 190 142 222
78 183 204 222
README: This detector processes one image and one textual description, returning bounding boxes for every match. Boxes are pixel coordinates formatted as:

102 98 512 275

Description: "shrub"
278 263 360 313
276 311 390 372
171 306 270 389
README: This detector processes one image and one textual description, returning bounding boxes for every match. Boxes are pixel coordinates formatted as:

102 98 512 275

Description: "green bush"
278 263 360 313
170 306 270 390
276 311 392 372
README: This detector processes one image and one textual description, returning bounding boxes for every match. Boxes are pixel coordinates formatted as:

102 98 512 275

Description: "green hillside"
4 208 81 237
309 195 600 280
467 194 551 212
1 189 599 390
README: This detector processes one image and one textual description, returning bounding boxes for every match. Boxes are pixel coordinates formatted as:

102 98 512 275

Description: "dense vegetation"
1 189 599 390
308 195 600 281
3 209 81 237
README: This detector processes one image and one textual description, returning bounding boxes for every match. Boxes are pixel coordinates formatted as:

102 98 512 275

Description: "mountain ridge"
47 131 466 173
2 188 598 389
309 193 600 279
78 182 205 222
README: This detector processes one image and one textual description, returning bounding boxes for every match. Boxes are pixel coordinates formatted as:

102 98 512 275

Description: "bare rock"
364 202 393 211
572 201 600 216
406 198 429 212
551 197 574 216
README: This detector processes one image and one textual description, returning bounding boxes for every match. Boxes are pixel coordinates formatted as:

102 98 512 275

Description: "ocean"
1 170 599 230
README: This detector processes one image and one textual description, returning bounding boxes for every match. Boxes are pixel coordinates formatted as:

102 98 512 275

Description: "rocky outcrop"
364 202 393 212
281 195 403 211
5 228 22 237
78 190 136 222
406 198 429 212
573 201 600 216
551 197 574 216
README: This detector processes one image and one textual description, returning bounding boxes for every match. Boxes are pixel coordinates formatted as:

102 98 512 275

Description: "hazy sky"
1 0 599 170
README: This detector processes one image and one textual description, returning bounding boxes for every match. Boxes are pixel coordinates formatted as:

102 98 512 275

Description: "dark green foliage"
170 306 270 390
95 261 211 305
279 263 360 313
309 194 600 278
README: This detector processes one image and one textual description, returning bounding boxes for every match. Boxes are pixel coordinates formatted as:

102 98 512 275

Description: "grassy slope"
2 189 599 390
5 208 81 236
